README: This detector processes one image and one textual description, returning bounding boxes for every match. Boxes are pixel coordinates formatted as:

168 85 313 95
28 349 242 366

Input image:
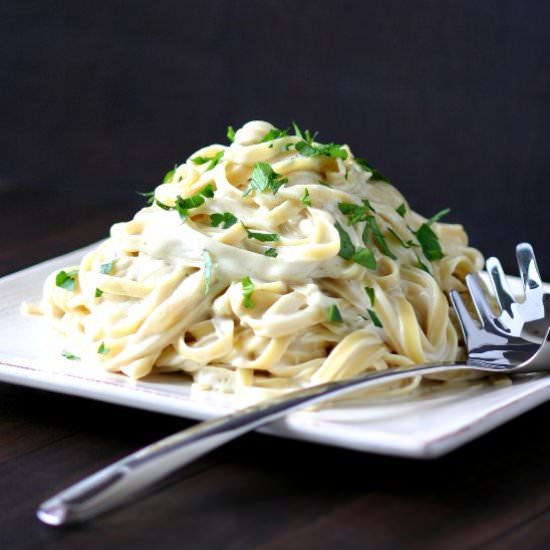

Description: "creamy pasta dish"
25 121 484 400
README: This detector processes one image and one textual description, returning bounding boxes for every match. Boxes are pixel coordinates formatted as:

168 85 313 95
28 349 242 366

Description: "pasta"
25 120 484 401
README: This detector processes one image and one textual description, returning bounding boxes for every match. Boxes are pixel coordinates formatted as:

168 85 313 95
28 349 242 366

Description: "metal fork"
37 246 550 527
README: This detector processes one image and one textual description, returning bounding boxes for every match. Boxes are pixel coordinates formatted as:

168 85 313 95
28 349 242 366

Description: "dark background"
1 0 550 275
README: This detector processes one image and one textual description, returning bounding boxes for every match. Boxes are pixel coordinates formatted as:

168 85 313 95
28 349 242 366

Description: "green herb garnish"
355 158 389 182
301 188 312 206
100 260 116 275
327 304 343 323
388 228 418 249
338 200 376 225
365 286 375 306
55 269 78 292
367 308 383 328
264 248 278 257
162 166 177 184
210 212 238 229
203 250 213 295
260 127 289 142
241 276 255 308
246 229 280 242
62 350 80 361
243 162 288 196
95 288 103 298
351 247 377 269
97 342 109 355
415 224 444 261
191 150 224 171
334 222 355 260
155 199 172 210
426 208 450 226
137 190 156 205
227 125 236 143
295 141 348 160
175 184 215 220
363 217 397 259
396 203 407 217
414 251 431 273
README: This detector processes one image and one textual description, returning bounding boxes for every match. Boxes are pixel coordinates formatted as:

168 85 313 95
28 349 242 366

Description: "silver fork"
37 247 550 527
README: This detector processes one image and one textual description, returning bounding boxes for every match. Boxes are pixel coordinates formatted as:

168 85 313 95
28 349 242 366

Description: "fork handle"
37 361 493 526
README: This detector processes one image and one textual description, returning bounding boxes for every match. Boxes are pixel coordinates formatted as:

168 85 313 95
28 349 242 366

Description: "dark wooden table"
0 195 549 549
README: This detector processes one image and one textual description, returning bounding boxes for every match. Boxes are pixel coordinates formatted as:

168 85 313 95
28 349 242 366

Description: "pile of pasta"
29 120 484 400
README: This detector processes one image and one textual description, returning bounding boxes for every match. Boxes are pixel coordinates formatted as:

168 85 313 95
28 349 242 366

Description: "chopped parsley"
351 247 377 269
191 150 224 171
338 200 376 225
334 222 355 260
243 162 288 196
97 342 109 355
388 228 417 249
365 286 375 306
363 217 397 259
396 203 407 217
227 125 236 143
62 350 80 361
55 269 78 292
295 141 348 160
137 190 156 205
95 288 104 298
264 247 278 257
155 199 172 210
301 188 312 206
210 212 238 229
203 250 213 295
100 260 116 275
291 121 316 143
260 127 289 142
162 165 177 184
414 251 431 273
427 208 450 226
327 304 343 323
246 229 280 242
174 184 215 220
355 158 389 183
415 223 444 261
334 223 377 270
367 308 383 328
241 276 255 308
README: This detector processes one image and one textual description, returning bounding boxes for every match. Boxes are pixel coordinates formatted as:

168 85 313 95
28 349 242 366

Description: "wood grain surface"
0 201 549 550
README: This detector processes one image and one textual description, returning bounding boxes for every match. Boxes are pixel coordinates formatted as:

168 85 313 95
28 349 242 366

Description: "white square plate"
1 243 549 458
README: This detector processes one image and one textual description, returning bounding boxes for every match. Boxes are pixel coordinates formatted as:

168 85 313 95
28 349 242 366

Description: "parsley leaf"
415 224 444 261
155 199 172 210
365 286 375 306
162 166 177 184
191 150 224 171
351 247 377 269
55 269 78 292
388 227 418 249
334 222 355 260
227 125 236 143
355 158 389 182
367 308 383 328
97 342 109 355
95 288 103 298
241 276 255 308
363 217 397 259
137 190 156 205
301 188 312 206
62 350 80 361
427 208 450 226
174 184 215 220
210 212 238 229
327 304 343 323
260 127 289 142
414 251 431 273
100 260 116 275
243 162 288 196
246 229 280 242
396 203 407 217
264 248 278 257
295 141 348 160
203 250 213 295
338 200 375 225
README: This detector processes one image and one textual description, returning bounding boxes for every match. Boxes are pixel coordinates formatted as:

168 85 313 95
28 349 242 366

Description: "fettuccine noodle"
25 121 484 401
